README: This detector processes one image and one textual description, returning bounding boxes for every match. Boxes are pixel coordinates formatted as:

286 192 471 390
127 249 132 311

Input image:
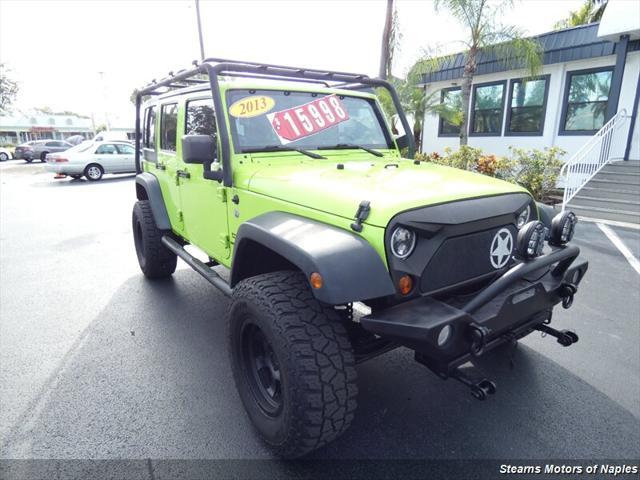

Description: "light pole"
97 71 111 131
195 0 205 61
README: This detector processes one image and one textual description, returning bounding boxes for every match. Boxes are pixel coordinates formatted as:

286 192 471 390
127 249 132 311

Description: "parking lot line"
597 222 640 275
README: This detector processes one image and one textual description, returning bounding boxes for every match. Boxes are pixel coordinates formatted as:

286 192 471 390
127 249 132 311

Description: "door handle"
176 170 191 179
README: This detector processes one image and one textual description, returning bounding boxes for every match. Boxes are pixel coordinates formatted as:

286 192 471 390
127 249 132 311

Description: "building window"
506 76 550 136
160 103 178 151
561 67 613 134
438 87 462 137
470 81 506 136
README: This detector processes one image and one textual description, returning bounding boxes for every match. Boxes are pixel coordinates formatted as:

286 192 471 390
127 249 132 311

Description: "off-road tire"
229 271 358 458
132 200 177 279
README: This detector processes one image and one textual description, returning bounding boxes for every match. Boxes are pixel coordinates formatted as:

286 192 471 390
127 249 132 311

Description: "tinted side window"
160 103 178 151
144 106 156 149
185 98 216 136
45 141 57 147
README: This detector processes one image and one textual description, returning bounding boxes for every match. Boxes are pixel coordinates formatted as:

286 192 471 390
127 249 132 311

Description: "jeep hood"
246 158 528 227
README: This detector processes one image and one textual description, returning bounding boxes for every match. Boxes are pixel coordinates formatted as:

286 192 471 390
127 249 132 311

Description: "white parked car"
45 141 136 181
0 147 12 161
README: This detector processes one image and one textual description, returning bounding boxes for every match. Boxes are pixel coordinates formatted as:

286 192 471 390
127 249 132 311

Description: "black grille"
419 225 517 294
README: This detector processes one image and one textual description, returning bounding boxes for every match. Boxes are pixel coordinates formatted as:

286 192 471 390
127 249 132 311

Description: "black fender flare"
135 173 171 231
231 212 396 305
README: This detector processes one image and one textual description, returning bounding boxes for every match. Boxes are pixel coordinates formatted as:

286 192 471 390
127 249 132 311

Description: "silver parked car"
45 141 136 181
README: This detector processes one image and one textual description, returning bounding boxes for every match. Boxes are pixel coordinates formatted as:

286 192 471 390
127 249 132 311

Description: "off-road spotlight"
549 211 577 246
517 221 546 259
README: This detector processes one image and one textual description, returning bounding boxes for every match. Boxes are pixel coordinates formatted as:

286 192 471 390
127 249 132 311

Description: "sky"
0 0 594 127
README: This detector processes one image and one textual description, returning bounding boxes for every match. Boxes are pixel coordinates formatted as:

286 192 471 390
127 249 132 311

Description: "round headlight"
516 205 531 229
550 211 577 246
516 221 546 259
390 227 416 259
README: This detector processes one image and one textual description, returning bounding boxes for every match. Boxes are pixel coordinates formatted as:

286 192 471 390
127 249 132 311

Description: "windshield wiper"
242 145 326 159
318 143 384 157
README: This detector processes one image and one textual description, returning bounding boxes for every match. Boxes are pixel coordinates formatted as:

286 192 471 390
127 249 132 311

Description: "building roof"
421 23 640 84
0 111 93 130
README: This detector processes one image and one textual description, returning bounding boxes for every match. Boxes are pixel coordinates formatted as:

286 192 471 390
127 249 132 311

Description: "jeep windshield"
226 89 393 154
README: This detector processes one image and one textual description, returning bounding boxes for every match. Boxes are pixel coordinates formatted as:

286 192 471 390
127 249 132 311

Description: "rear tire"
229 271 358 458
84 163 103 181
0 152 8 161
132 200 177 279
40 152 48 162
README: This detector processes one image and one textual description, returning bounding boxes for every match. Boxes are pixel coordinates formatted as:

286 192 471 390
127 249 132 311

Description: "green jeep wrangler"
132 58 588 458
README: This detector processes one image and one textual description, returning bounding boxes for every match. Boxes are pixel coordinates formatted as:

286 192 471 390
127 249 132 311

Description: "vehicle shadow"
34 174 136 188
2 271 639 464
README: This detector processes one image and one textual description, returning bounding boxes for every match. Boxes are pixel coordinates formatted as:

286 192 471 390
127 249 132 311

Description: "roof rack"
134 58 414 185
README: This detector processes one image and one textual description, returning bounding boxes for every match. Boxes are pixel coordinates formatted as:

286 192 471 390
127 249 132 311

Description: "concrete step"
568 204 640 224
571 195 640 212
587 178 640 193
593 171 640 183
579 186 640 202
601 163 640 174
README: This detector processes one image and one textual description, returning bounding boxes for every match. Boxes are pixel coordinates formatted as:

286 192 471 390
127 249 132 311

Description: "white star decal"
490 229 513 269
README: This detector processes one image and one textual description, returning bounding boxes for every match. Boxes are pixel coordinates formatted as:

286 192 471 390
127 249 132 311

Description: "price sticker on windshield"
267 95 349 144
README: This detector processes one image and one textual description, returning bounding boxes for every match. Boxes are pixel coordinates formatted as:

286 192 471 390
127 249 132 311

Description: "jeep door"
156 102 185 236
177 97 230 262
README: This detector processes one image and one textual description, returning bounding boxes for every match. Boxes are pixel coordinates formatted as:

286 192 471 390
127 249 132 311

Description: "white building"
420 13 639 163
0 111 94 145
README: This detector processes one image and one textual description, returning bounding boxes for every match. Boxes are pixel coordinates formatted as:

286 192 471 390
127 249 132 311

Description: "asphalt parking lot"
1 161 639 477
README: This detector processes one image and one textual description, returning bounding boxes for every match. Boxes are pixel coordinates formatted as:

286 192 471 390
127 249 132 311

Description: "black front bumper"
360 245 588 375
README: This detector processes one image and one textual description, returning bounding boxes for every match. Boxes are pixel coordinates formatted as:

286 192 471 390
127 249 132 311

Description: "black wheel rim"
241 323 283 416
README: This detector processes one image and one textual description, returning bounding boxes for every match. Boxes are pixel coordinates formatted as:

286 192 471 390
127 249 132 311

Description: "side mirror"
395 134 409 150
182 134 217 164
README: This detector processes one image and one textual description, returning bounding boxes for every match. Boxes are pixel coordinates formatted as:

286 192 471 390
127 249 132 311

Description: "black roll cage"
134 57 415 186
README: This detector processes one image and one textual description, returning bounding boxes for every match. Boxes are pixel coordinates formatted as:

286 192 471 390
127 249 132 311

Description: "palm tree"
429 0 543 146
554 0 608 29
379 0 401 80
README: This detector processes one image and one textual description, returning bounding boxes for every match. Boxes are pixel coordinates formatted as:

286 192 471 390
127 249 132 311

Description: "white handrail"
561 109 629 211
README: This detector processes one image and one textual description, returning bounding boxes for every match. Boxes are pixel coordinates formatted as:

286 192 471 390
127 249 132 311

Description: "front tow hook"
535 324 579 347
416 354 497 401
449 362 497 401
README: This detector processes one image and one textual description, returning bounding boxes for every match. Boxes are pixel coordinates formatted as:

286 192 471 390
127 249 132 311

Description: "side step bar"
161 235 232 297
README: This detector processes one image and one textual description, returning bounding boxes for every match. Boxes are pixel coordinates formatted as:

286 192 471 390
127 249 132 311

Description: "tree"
0 63 19 114
95 124 107 133
430 0 543 145
554 0 608 29
130 89 151 106
379 0 402 79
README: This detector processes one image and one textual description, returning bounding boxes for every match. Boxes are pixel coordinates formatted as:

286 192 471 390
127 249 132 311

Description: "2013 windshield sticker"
229 95 275 118
267 95 349 144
